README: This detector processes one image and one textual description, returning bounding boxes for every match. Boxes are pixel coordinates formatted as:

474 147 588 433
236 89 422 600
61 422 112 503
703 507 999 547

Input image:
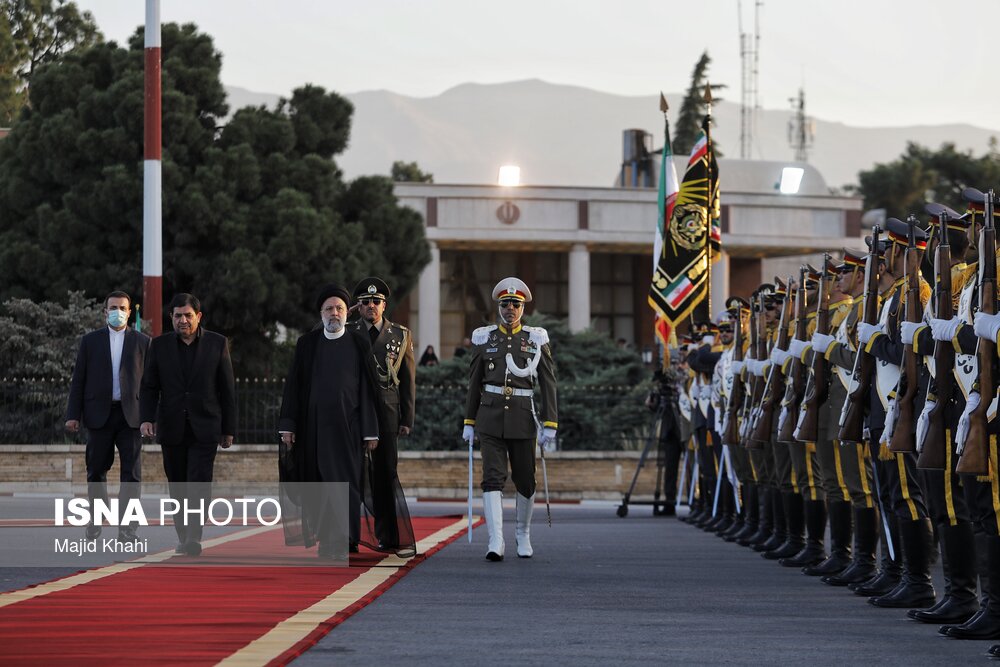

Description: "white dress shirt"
109 326 126 401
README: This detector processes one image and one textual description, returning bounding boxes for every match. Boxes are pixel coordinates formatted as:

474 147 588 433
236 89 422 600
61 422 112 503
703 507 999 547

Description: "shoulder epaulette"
522 325 550 347
471 325 497 345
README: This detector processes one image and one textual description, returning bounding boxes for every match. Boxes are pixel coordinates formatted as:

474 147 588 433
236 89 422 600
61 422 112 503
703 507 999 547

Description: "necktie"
369 325 379 344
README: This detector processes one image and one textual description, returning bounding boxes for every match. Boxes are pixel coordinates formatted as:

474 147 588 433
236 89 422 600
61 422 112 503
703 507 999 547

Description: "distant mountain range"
226 79 1000 191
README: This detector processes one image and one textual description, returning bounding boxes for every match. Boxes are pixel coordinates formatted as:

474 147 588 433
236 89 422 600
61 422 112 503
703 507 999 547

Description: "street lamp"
498 165 520 187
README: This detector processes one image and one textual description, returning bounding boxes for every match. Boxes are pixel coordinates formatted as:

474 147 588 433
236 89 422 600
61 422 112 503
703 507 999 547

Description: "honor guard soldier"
351 277 417 555
462 277 558 561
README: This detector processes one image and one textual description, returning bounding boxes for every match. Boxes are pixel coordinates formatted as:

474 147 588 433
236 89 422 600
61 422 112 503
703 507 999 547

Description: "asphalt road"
294 500 998 666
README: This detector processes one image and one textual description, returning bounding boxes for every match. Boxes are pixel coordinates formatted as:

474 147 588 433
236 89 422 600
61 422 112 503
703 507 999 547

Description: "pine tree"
672 51 725 156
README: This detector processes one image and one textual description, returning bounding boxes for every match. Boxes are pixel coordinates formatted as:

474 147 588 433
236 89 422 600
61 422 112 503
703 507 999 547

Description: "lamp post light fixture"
498 165 521 187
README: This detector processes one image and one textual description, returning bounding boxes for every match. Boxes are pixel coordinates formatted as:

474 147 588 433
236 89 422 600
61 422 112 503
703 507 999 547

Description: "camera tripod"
616 405 676 517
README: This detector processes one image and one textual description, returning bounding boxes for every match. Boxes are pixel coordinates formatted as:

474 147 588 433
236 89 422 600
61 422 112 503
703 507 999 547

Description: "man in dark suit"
66 291 150 541
140 293 237 556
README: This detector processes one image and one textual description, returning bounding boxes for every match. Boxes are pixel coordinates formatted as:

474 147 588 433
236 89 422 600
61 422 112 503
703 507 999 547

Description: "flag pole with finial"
658 91 671 367
703 82 714 319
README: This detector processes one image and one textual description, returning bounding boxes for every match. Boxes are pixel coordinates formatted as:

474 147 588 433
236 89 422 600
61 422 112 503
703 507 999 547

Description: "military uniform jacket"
351 318 415 430
464 322 558 440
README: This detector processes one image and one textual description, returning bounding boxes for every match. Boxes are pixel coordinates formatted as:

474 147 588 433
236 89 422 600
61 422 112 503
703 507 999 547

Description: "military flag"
652 93 680 349
649 96 721 346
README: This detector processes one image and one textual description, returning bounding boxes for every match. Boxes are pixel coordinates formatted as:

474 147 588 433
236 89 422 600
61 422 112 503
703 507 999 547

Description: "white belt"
485 384 533 397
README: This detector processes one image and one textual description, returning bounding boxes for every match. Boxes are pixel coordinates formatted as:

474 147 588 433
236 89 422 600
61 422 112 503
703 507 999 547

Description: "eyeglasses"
764 303 777 311
499 299 523 309
358 297 383 306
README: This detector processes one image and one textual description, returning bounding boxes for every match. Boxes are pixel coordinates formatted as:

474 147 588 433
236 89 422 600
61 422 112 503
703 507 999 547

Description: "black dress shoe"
184 541 202 557
868 580 935 609
822 560 877 587
987 643 999 657
944 608 1000 639
117 526 138 543
910 596 979 624
851 571 899 597
803 552 852 577
85 526 102 540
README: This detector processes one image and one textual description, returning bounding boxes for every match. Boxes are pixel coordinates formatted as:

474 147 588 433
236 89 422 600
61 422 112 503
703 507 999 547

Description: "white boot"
515 492 535 558
483 491 505 561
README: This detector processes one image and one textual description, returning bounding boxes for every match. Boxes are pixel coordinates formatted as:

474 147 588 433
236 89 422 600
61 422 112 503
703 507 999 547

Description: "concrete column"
417 242 440 354
568 243 590 333
710 250 730 319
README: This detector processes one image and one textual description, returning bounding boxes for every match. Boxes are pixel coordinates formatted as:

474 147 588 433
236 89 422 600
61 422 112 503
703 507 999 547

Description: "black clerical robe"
278 327 379 547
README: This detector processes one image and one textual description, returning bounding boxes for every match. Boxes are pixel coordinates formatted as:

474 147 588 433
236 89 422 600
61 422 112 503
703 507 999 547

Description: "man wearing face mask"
66 291 150 542
463 277 558 561
278 284 380 558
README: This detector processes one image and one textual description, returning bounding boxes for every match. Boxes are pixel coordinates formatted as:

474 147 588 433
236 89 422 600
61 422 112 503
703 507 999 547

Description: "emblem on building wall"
496 201 520 225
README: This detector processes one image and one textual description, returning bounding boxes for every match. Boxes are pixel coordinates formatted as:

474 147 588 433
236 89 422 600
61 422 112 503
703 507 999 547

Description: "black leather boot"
741 486 773 547
824 506 877 586
712 479 737 535
869 517 936 608
728 483 758 542
754 487 787 552
987 644 999 657
764 492 805 560
852 513 901 596
911 522 979 624
944 535 1000 639
780 499 828 567
692 477 716 527
806 500 851 576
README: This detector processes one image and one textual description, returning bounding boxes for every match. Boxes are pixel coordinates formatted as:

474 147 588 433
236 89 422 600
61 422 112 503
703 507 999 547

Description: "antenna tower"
738 0 762 159
788 88 815 162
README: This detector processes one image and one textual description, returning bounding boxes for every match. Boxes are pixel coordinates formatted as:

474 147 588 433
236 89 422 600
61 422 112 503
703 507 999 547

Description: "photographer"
646 361 685 516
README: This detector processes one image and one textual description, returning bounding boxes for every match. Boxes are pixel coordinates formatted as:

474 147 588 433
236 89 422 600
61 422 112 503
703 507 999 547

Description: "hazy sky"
77 0 999 130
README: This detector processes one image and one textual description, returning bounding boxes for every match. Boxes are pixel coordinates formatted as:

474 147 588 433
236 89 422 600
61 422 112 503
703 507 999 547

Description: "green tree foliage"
408 314 651 451
0 0 100 124
0 23 430 375
391 160 433 183
0 291 102 377
854 141 1000 220
672 50 725 157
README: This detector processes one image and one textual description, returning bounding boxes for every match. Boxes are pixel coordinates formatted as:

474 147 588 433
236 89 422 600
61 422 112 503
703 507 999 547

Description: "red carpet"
0 514 479 666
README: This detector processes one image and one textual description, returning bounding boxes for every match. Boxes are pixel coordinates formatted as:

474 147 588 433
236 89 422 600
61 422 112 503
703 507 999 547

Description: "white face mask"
107 310 128 328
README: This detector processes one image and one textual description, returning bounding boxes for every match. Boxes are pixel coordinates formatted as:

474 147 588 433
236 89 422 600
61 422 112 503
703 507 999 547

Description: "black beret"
315 283 352 311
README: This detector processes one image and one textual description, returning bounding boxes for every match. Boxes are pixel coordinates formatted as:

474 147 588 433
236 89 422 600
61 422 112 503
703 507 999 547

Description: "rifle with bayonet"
958 189 996 474
839 227 882 445
723 306 746 446
794 255 833 442
778 267 810 443
752 277 792 444
741 293 765 449
889 215 924 453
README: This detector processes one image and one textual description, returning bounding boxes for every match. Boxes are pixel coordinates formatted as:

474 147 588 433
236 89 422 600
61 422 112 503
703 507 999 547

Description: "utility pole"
738 0 762 159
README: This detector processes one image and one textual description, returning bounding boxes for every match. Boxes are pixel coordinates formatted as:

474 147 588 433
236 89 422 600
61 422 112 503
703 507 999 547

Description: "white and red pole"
143 0 162 336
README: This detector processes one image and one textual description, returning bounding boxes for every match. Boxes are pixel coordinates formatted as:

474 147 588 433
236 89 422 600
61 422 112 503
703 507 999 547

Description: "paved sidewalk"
295 501 997 666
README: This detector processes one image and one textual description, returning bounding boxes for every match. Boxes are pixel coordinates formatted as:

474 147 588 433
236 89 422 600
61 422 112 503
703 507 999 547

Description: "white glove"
811 332 835 354
929 316 962 342
899 321 923 345
788 338 810 359
769 347 791 367
955 392 980 455
856 322 884 345
974 311 1000 343
883 398 898 442
777 406 789 434
701 334 716 346
750 359 767 377
539 427 557 451
462 424 475 446
915 400 935 453
731 359 745 375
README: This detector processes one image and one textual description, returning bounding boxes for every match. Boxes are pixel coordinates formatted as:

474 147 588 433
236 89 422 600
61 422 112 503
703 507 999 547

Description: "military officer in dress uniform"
351 277 417 554
462 277 558 561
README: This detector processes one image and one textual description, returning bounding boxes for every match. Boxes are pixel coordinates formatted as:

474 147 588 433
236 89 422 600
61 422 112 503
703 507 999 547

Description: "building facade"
395 159 865 360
